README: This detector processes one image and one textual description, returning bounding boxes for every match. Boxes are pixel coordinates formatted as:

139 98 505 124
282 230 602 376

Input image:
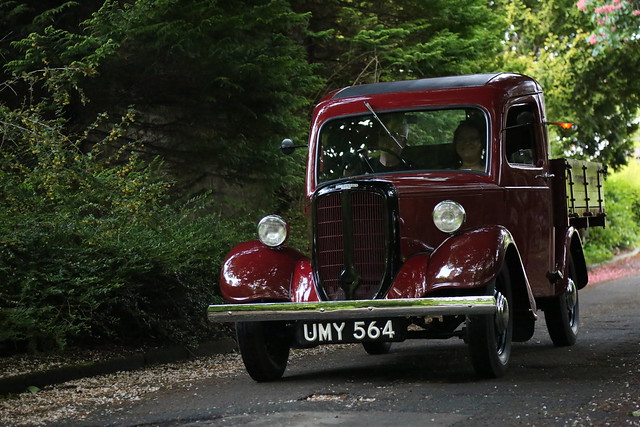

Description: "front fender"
427 226 513 292
291 259 321 303
388 226 514 299
220 240 307 303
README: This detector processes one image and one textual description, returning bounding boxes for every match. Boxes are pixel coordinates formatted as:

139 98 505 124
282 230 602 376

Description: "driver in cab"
369 113 409 172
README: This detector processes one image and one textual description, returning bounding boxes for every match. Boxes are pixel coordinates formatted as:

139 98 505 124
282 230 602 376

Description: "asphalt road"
70 274 639 426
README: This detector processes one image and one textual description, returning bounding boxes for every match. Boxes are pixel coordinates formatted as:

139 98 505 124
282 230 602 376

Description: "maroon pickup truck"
208 73 606 381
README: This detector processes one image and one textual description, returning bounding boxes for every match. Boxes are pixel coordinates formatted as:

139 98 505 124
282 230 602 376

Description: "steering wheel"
373 148 411 167
342 148 413 176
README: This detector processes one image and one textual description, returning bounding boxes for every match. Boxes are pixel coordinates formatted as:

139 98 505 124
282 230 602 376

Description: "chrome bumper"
207 296 496 322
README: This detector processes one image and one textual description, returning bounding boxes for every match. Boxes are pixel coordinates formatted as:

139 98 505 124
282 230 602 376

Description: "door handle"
535 172 555 180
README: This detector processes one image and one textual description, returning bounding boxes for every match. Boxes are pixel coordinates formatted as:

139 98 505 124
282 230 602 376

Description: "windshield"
317 107 488 183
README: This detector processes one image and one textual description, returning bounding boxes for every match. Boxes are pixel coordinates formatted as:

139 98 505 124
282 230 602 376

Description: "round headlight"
433 200 466 233
257 215 288 247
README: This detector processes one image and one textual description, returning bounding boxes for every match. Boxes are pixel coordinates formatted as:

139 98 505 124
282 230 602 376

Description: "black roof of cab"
332 73 529 99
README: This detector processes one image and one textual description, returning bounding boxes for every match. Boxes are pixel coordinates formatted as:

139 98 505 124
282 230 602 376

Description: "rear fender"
556 227 588 292
571 233 588 289
220 240 307 303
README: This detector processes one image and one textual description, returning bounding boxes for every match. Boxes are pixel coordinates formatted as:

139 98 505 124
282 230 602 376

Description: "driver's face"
455 127 483 160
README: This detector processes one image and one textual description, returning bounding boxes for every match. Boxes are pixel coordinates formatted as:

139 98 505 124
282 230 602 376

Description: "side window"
505 104 538 165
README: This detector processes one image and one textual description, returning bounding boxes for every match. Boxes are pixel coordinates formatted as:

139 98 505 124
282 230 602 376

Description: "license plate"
296 319 405 344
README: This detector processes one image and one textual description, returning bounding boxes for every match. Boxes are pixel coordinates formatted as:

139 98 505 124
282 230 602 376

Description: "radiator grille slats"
315 189 390 301
316 193 344 299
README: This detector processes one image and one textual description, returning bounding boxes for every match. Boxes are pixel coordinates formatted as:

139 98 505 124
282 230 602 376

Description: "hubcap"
565 277 579 333
494 291 510 334
566 278 577 311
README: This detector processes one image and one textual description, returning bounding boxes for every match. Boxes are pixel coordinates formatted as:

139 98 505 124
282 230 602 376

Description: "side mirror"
280 138 307 155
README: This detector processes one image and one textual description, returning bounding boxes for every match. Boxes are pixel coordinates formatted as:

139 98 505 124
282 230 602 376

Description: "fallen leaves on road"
0 352 246 426
0 346 346 426
588 251 640 285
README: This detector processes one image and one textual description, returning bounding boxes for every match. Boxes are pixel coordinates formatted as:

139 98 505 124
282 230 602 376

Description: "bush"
583 160 640 264
0 104 253 353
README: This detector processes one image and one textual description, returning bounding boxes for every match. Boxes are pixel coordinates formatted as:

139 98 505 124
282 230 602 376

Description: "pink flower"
589 34 599 44
577 0 589 11
633 10 640 15
595 4 618 13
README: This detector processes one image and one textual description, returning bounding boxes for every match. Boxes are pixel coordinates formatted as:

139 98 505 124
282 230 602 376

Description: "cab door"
500 96 555 297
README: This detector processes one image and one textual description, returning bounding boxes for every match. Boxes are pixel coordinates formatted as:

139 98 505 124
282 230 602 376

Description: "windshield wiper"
357 148 375 173
364 101 404 150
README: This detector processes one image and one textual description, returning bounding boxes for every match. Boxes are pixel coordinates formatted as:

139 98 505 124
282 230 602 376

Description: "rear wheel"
236 321 290 382
544 255 579 346
362 341 392 355
467 265 513 378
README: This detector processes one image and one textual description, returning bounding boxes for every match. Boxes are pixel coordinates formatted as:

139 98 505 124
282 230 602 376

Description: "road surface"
60 274 639 426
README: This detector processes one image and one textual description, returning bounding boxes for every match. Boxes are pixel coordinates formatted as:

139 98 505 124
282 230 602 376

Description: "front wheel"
466 265 513 378
236 321 291 382
544 255 579 346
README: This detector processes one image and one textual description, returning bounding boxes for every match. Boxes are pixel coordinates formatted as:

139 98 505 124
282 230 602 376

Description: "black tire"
236 321 290 382
544 255 579 346
467 265 513 378
362 341 392 355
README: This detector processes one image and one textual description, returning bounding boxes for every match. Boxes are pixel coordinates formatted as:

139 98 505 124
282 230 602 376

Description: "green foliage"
498 0 640 170
294 0 503 90
2 0 320 205
78 0 319 195
583 159 640 263
0 72 252 351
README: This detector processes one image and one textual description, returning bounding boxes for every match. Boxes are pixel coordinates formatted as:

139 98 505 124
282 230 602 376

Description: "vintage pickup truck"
208 73 606 381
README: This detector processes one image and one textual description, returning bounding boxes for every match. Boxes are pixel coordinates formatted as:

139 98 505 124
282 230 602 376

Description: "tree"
291 0 505 94
499 0 640 169
3 0 321 204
